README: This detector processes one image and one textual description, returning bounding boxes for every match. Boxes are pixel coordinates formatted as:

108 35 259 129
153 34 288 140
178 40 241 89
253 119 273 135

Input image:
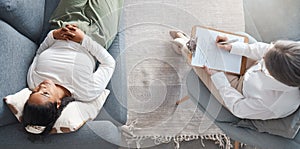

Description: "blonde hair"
264 40 300 87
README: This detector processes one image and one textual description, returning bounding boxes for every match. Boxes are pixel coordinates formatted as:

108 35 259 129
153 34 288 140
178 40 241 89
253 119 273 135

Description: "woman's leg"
175 37 235 106
192 66 242 106
50 0 124 48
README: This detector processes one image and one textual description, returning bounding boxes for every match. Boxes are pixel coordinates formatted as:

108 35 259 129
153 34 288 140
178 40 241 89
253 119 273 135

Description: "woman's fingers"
203 65 219 75
55 25 84 43
203 66 212 75
66 24 77 31
63 31 76 38
217 43 232 52
62 34 73 40
71 24 77 28
216 35 232 52
61 27 69 32
216 35 228 43
217 44 226 49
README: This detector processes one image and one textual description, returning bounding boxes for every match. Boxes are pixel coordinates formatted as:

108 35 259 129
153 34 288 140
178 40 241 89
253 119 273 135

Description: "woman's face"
28 80 61 106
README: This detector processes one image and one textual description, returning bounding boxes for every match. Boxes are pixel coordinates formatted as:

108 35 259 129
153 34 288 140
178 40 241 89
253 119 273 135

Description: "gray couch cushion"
0 0 45 42
216 121 300 149
244 0 300 42
38 0 61 44
0 121 120 149
0 20 37 126
237 107 300 139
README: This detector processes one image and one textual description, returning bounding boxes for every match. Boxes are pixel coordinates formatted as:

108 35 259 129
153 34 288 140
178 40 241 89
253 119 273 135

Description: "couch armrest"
244 0 300 42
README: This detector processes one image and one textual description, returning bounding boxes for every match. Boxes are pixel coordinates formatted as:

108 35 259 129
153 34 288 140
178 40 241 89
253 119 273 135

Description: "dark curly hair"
22 96 75 135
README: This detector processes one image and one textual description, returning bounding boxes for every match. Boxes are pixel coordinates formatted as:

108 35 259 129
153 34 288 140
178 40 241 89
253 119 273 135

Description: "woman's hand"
65 24 85 43
52 24 84 43
203 66 219 75
52 27 75 40
216 35 232 52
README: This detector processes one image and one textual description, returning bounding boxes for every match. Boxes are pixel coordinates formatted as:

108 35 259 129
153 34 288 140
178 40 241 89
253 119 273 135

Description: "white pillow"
4 88 109 134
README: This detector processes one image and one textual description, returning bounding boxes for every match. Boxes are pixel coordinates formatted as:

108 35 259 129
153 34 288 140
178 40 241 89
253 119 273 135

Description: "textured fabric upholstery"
38 0 61 44
244 0 300 42
0 0 45 43
0 121 120 149
0 20 37 126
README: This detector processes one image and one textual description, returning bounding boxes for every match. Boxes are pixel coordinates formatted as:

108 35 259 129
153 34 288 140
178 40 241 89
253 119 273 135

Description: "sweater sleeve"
81 35 116 93
27 30 56 89
230 42 272 60
211 72 275 120
36 30 56 55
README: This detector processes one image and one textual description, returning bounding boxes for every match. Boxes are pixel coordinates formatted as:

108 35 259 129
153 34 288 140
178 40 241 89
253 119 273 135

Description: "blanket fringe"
122 121 232 149
123 134 231 149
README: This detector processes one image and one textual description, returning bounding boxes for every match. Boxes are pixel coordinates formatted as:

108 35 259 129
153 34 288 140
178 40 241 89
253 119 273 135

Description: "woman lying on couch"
170 30 300 120
22 24 115 135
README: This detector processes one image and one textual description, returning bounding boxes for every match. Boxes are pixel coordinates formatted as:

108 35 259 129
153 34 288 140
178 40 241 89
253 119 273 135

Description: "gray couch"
187 0 300 148
0 0 127 148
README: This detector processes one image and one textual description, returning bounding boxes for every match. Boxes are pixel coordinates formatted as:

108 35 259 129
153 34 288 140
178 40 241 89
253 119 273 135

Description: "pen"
218 38 239 45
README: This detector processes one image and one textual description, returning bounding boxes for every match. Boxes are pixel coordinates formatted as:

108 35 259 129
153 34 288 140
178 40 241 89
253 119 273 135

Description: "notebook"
190 26 248 75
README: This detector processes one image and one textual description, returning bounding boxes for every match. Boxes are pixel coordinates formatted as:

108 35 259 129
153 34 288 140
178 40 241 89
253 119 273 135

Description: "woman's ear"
56 100 61 109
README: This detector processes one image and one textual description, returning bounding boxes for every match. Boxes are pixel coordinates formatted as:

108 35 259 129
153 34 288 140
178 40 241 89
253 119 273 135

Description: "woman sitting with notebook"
170 30 300 120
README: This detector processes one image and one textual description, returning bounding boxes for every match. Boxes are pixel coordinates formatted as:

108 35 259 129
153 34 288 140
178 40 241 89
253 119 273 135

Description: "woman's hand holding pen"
216 35 233 52
202 35 233 76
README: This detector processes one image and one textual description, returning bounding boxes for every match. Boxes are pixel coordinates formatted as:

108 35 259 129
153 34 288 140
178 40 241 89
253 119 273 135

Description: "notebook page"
191 27 244 74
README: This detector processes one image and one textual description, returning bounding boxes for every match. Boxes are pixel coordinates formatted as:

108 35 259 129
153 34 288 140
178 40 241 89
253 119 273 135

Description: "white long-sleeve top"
211 42 300 120
27 30 115 102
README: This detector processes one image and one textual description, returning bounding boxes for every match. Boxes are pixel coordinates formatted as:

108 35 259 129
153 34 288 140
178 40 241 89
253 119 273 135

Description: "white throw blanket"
120 0 245 148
